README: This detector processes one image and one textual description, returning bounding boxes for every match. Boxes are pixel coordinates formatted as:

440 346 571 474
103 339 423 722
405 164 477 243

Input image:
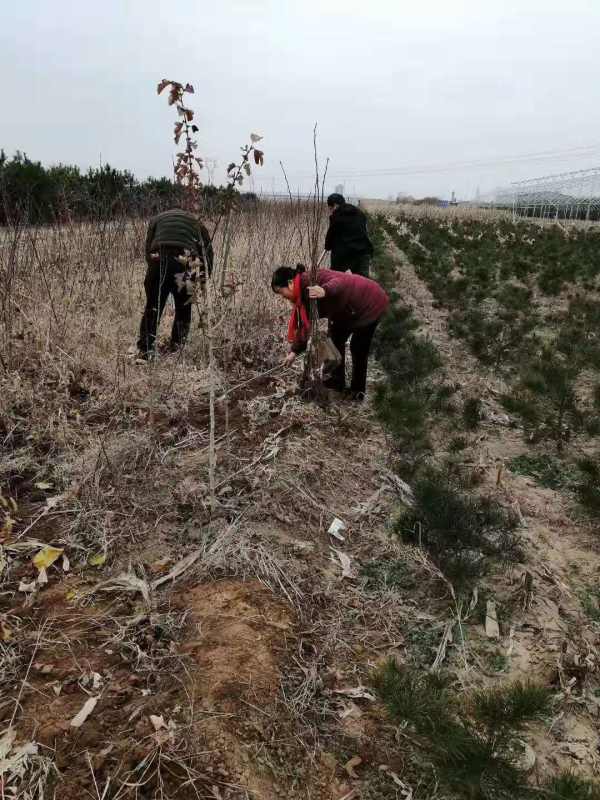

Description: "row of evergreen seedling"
366 215 600 800
378 213 600 515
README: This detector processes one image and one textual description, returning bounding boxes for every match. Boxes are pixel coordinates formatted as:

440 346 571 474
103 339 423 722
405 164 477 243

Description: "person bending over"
137 208 213 358
324 193 373 277
271 265 388 400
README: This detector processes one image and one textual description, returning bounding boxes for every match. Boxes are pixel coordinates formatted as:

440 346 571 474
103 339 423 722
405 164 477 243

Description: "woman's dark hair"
271 263 305 292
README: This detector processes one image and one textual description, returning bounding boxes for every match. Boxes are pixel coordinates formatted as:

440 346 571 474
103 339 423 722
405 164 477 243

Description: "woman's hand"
308 285 326 299
284 351 297 366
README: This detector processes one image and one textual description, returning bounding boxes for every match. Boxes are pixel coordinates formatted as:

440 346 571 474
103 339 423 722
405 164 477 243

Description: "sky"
2 0 600 200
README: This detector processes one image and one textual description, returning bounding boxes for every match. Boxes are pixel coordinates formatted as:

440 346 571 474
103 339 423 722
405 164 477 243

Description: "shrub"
395 469 521 588
373 660 554 800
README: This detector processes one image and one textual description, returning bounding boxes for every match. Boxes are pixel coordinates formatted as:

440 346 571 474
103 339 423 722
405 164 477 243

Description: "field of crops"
1 203 600 799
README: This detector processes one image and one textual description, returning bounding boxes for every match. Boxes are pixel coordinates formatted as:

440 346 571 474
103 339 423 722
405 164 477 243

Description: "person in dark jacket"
137 208 214 358
324 193 373 277
271 265 389 399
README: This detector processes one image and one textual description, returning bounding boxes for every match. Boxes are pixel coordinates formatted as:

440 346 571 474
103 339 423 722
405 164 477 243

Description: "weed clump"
508 453 570 490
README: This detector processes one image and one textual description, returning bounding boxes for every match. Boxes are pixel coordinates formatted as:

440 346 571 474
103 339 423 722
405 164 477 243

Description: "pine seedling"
464 396 483 430
543 772 600 800
373 661 552 800
396 469 521 588
574 457 600 514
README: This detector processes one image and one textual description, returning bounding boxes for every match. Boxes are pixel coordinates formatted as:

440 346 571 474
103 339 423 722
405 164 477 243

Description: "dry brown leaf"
150 714 166 731
344 755 362 779
70 696 99 728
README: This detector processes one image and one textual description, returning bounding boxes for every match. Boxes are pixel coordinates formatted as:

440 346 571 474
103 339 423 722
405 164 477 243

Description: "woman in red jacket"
271 265 389 399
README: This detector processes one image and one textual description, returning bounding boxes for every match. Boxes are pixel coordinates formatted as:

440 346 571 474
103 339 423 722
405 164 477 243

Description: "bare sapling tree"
218 136 264 293
281 125 329 400
304 126 330 397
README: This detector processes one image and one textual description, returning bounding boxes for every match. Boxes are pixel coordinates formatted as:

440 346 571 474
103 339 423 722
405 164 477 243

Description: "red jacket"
291 270 389 353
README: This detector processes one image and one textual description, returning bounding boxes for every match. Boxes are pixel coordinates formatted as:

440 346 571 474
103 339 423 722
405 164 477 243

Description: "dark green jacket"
145 209 213 271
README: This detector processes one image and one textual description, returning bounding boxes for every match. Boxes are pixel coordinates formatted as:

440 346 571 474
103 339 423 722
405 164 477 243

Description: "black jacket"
145 209 213 273
324 203 373 268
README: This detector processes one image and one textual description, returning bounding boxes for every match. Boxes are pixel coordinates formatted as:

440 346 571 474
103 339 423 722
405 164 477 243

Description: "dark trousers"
331 252 371 277
138 247 193 355
328 319 379 394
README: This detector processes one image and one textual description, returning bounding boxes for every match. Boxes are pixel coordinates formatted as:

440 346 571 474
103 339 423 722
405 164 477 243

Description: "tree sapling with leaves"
137 79 266 360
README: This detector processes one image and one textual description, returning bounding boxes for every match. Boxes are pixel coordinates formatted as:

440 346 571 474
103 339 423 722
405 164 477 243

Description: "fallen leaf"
18 579 37 593
101 572 151 606
339 701 362 720
0 728 38 779
0 728 16 759
344 755 362 779
485 600 500 639
332 549 356 580
62 554 70 572
150 714 166 731
45 494 65 511
0 620 12 641
333 686 376 702
33 545 63 571
431 620 454 671
88 553 106 567
37 567 48 585
91 672 103 691
34 482 53 490
70 696 99 728
152 550 200 589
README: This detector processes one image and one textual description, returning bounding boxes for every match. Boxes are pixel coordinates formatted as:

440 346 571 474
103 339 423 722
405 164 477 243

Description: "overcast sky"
2 0 600 200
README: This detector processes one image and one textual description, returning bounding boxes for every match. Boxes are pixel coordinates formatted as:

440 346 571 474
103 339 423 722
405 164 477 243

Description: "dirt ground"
2 238 600 799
